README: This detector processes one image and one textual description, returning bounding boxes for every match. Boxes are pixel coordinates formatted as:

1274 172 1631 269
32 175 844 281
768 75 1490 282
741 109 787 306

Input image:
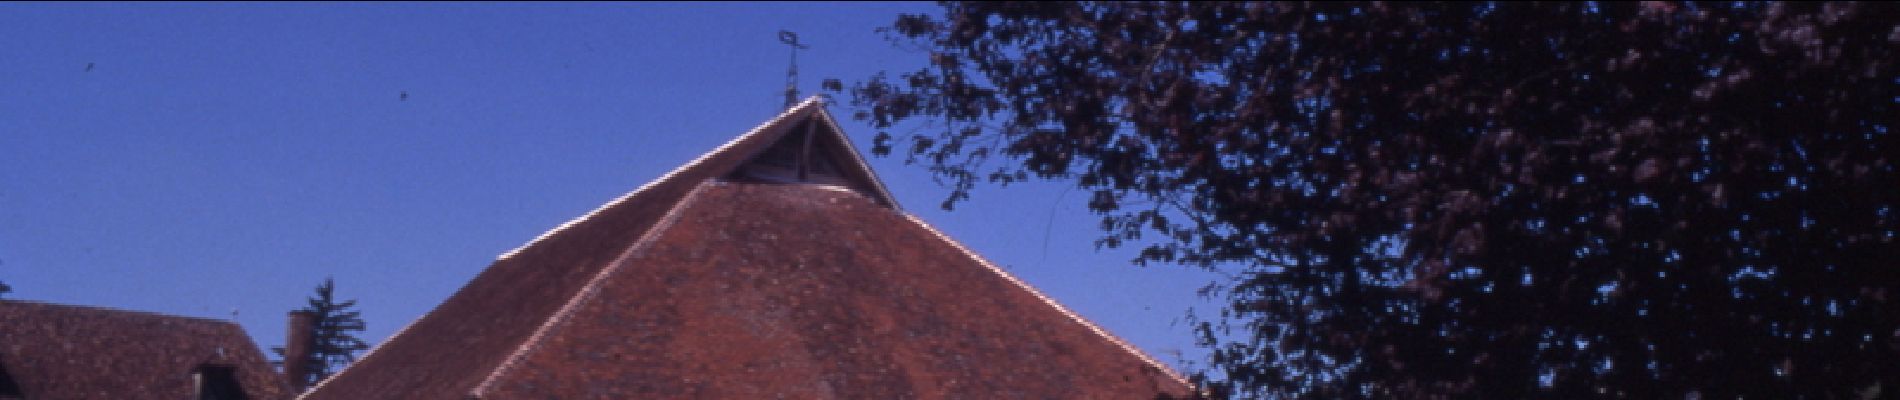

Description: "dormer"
193 364 248 400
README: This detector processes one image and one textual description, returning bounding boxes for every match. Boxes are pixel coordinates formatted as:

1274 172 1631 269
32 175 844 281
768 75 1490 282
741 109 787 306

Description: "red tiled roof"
301 98 1192 399
0 300 291 400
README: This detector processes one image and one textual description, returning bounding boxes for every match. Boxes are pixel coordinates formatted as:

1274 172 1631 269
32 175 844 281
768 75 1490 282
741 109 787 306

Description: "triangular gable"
495 97 895 260
301 97 898 399
725 106 896 206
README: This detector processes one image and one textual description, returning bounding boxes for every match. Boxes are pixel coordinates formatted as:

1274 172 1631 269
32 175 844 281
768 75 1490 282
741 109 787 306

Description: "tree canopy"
275 277 369 390
835 2 1899 398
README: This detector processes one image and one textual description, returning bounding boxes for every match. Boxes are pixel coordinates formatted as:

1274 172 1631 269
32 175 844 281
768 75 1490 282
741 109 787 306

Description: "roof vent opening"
193 364 248 400
0 357 22 399
728 119 849 186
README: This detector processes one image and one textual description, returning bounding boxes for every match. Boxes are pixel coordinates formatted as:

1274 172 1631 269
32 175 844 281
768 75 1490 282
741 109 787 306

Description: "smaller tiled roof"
0 300 291 400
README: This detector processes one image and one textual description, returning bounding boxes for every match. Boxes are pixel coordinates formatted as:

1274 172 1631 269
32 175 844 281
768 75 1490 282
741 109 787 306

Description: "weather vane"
779 30 809 108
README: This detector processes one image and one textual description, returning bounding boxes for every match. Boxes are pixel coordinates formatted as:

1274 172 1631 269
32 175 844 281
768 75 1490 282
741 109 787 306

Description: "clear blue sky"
0 2 1222 372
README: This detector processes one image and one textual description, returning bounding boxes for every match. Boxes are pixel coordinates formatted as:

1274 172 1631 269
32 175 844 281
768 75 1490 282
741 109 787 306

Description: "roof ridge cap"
0 299 243 327
469 181 718 398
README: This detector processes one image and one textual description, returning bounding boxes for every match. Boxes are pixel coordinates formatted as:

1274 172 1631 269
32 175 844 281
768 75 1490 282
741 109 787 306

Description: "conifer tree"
275 277 369 389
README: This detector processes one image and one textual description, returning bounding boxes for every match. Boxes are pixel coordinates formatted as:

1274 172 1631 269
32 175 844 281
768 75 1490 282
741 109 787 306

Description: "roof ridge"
0 299 243 327
469 181 716 398
896 215 1194 389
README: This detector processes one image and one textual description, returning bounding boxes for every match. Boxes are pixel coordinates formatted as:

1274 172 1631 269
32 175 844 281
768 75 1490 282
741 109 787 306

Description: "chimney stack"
285 310 317 392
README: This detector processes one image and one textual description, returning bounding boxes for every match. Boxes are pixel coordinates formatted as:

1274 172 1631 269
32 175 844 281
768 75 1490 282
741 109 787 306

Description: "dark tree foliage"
836 2 1900 398
274 277 369 389
0 280 10 298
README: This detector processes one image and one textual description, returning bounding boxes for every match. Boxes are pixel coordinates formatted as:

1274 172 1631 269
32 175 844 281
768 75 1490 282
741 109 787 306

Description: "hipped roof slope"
302 97 1190 399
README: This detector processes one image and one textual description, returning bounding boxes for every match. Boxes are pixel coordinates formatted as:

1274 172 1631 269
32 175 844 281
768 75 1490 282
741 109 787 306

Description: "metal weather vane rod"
780 30 809 108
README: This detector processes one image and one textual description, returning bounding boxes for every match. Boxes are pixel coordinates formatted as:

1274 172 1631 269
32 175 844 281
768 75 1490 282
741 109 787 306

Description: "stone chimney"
284 310 317 392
